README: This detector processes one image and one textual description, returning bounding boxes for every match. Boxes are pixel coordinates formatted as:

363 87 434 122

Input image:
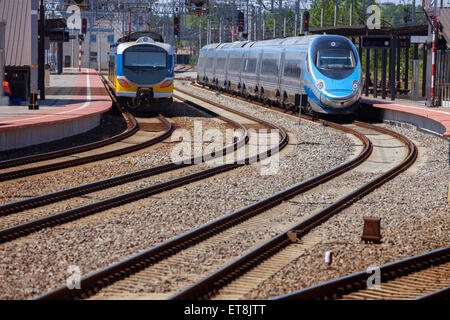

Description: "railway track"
0 89 286 245
0 78 173 182
34 109 372 300
31 82 420 300
274 247 449 300
173 81 447 301
168 119 417 300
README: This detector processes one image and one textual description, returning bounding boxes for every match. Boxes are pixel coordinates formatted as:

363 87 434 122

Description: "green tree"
309 0 365 28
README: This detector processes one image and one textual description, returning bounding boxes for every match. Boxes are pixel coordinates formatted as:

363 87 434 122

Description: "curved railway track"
34 111 372 300
31 83 421 300
274 247 449 300
174 81 446 301
167 119 417 300
0 78 173 182
0 89 287 245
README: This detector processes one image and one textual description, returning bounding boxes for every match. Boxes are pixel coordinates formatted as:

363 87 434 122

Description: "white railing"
440 82 450 108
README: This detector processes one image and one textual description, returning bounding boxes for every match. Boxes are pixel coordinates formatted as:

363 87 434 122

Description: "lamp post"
39 0 45 100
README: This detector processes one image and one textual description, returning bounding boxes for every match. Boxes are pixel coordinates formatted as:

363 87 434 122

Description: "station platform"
0 68 112 151
362 97 450 139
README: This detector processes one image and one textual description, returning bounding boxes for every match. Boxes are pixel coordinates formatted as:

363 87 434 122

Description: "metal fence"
437 49 450 107
440 82 450 107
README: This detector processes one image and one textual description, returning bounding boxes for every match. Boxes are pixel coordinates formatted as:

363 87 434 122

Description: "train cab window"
310 37 358 80
124 51 167 68
122 44 168 85
315 49 355 70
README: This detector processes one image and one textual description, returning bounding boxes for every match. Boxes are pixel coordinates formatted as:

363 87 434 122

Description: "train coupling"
135 87 154 105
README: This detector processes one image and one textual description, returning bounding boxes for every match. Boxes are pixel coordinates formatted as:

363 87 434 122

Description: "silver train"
197 35 362 115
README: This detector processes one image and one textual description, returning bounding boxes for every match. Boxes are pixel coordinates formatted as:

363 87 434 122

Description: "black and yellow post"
28 89 39 110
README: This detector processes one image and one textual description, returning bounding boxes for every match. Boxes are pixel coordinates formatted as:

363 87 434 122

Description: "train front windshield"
316 49 355 70
124 51 167 68
311 37 358 80
122 44 169 85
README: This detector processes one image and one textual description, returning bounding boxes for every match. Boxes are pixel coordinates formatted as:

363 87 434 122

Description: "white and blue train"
197 35 362 115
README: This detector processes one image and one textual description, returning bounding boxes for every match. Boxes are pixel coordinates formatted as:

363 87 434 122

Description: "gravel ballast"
0 85 356 299
244 123 449 299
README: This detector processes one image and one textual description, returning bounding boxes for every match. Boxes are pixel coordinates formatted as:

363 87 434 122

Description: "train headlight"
352 80 360 91
118 79 129 87
160 80 173 88
315 80 325 91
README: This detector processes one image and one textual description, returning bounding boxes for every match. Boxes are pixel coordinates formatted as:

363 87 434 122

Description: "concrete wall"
0 113 101 151
361 103 447 137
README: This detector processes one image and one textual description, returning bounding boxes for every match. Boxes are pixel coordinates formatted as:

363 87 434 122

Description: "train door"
241 50 249 92
278 50 286 99
205 51 214 84
237 50 244 89
212 53 218 84
224 51 230 88
255 49 263 92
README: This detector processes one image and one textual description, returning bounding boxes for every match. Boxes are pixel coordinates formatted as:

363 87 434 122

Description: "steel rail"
0 115 174 218
0 97 247 218
0 83 254 218
169 121 417 300
0 97 252 243
0 78 138 171
34 114 369 300
274 247 450 300
0 90 288 244
415 286 450 300
0 78 164 182
33 92 293 300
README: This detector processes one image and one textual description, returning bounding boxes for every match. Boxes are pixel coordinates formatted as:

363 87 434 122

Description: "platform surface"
363 97 450 138
0 68 111 129
0 68 112 151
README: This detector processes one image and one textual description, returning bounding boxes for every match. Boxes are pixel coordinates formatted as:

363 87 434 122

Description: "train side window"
284 60 301 79
244 58 256 73
261 58 278 75
305 54 311 74
206 56 213 69
216 56 226 71
229 57 240 71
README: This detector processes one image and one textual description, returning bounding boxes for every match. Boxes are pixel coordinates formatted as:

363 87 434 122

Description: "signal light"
303 11 309 33
237 11 244 32
81 18 87 34
174 15 180 36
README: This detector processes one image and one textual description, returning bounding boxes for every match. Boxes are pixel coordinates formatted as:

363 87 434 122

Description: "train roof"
200 35 354 52
118 31 164 43
113 37 173 55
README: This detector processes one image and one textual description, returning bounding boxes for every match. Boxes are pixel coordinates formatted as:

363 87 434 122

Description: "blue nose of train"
318 78 360 111
323 79 353 98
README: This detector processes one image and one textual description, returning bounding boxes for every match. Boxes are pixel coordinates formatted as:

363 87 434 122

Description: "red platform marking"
0 69 111 132
363 98 450 138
